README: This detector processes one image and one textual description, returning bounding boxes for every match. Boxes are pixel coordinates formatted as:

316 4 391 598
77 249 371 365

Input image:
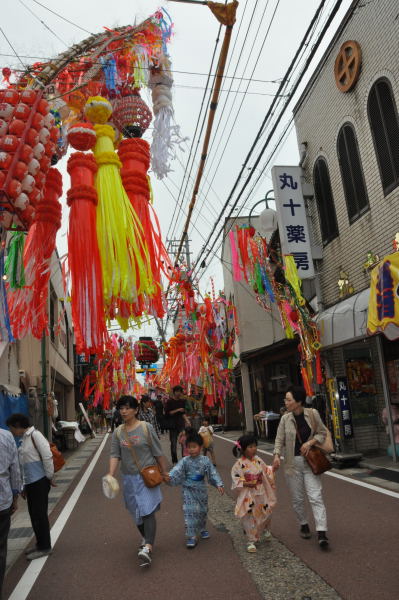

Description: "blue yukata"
169 455 223 538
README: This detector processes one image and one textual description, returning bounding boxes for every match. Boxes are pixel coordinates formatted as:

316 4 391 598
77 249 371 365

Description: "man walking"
0 428 21 599
165 385 187 464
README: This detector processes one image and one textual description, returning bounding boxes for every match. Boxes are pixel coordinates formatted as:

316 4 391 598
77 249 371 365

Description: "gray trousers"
0 506 11 600
285 456 328 531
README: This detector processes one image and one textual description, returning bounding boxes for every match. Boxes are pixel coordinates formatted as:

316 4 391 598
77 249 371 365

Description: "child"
231 434 277 553
177 427 190 458
198 418 216 466
169 430 224 549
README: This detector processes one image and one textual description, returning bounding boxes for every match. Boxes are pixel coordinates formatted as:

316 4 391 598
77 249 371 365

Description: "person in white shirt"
6 413 54 560
198 418 216 466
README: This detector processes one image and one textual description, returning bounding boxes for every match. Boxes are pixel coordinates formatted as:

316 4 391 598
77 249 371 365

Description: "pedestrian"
165 385 187 464
6 413 54 560
153 395 165 434
111 400 123 432
137 395 161 438
108 395 169 567
0 427 21 599
231 434 276 553
272 385 330 548
177 427 190 458
199 418 217 465
168 429 224 549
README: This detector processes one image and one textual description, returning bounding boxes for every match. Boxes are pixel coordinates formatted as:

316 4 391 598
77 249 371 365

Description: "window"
367 78 399 195
337 123 369 223
313 158 339 244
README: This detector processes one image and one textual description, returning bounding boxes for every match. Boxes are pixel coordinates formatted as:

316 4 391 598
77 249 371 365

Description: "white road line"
214 433 399 500
9 434 109 600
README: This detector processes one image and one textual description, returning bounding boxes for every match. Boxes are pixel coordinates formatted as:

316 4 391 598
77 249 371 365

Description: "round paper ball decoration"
111 92 152 138
84 96 112 124
67 122 96 150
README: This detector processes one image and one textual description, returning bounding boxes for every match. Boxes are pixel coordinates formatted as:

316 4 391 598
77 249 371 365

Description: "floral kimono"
231 455 277 542
169 455 223 538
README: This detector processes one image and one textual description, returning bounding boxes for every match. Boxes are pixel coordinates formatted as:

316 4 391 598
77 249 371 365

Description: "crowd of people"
0 382 331 593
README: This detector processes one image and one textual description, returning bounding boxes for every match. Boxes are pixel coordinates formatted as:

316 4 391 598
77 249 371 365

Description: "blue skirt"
122 474 162 525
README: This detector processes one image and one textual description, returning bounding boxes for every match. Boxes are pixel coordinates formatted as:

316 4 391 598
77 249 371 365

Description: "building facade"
293 0 399 458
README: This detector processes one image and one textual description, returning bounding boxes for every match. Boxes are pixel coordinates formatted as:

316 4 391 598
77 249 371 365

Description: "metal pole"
41 332 49 437
376 334 397 462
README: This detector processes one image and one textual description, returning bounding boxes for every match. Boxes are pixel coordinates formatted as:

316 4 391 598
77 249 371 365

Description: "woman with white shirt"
6 413 54 560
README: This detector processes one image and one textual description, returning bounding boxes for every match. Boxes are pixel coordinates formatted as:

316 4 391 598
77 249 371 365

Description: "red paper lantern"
8 119 25 136
7 179 22 198
2 89 19 105
28 157 40 176
20 144 33 163
111 92 152 138
50 127 59 143
39 128 50 144
21 174 35 193
14 161 28 181
31 113 44 131
1 134 18 152
33 142 45 159
20 90 37 105
26 129 39 147
14 192 29 210
67 122 96 151
14 103 31 121
134 337 159 365
0 151 12 169
37 99 49 116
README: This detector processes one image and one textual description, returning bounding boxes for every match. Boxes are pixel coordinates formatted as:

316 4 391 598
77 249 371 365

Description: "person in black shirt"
165 385 186 464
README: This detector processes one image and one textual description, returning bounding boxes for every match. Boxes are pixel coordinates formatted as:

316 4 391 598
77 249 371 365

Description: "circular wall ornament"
334 40 362 92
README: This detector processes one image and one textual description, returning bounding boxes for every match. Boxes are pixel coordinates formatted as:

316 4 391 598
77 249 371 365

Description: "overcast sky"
1 0 353 343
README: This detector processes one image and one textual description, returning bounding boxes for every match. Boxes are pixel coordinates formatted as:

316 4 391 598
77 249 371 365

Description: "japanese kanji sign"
336 376 354 439
271 166 314 278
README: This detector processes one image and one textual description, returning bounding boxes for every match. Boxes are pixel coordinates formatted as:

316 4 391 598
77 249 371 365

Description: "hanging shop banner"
271 166 314 279
326 378 341 440
367 252 399 340
336 376 354 438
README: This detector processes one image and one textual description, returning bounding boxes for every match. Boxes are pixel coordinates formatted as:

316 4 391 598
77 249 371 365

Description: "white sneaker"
138 546 152 567
247 542 257 553
264 530 272 541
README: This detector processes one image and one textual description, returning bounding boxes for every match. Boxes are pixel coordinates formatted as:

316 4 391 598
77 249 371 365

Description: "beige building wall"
294 0 399 307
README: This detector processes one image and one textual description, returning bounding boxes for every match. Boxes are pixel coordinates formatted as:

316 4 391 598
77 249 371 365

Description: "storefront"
318 289 397 460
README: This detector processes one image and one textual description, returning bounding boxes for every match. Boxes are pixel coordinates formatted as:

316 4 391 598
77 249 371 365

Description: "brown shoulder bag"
122 422 163 488
294 418 332 476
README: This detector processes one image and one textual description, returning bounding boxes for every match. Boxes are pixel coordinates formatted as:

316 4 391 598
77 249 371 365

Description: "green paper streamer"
4 231 25 289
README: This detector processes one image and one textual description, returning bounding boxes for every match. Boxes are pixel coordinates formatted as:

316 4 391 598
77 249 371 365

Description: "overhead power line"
191 0 341 280
28 0 94 35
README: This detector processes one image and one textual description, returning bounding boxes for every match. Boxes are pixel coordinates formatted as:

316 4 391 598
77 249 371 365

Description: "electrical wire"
0 27 27 70
17 0 68 47
190 0 337 280
28 0 94 35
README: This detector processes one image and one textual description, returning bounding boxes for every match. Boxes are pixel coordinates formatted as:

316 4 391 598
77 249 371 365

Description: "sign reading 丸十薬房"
271 166 314 279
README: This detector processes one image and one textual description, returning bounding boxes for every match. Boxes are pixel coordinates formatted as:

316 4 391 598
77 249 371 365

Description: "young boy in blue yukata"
168 429 224 548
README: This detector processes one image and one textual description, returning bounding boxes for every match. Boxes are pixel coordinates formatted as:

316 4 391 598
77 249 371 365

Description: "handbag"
309 409 334 454
294 419 332 476
122 422 163 488
32 431 65 473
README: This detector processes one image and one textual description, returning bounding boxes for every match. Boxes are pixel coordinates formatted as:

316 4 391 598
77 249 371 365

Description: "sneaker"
300 524 311 539
26 549 52 560
24 546 37 555
186 537 197 549
137 546 152 566
247 542 257 553
200 530 210 539
318 531 329 548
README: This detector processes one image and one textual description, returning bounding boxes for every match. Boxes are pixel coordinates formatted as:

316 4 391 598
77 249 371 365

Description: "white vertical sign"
271 165 314 279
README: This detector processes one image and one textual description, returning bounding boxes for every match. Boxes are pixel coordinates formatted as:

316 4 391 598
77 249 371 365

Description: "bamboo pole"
173 1 238 266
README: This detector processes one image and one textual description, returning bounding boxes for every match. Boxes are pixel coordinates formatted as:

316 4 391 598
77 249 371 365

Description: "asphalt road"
4 434 398 600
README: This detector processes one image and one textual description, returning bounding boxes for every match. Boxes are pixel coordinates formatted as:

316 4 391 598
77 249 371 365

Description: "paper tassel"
5 230 25 289
9 168 62 339
0 238 14 342
67 152 108 355
229 230 242 282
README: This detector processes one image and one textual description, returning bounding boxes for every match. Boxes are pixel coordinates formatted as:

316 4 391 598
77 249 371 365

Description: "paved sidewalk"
6 434 105 571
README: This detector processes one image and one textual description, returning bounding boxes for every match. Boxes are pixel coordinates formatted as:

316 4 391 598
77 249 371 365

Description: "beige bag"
310 409 334 454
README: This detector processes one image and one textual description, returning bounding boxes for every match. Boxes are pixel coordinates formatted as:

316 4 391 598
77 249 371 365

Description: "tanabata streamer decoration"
230 226 322 394
8 168 62 339
154 270 239 408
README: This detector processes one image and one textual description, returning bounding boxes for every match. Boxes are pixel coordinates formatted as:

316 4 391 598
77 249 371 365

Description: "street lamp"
248 190 278 240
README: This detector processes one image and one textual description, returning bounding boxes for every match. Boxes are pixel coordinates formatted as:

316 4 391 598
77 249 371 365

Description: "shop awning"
316 288 370 348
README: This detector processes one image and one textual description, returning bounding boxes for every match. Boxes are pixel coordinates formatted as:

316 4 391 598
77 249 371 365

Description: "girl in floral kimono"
169 430 224 548
231 434 277 553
